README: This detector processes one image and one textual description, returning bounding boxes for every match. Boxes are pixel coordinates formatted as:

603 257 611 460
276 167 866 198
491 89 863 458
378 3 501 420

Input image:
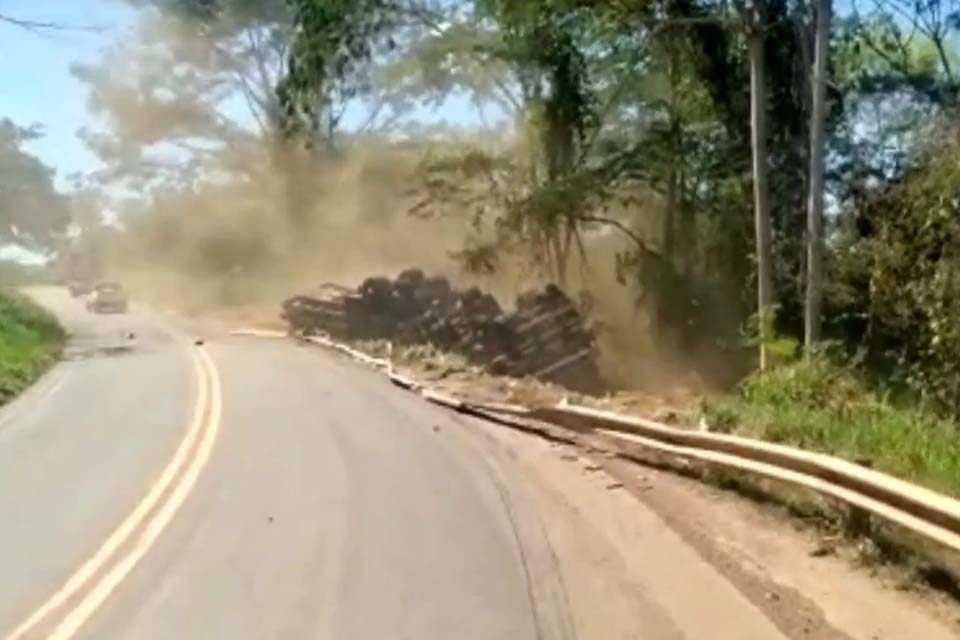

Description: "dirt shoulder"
447 407 786 639
358 342 960 638
599 443 960 639
454 407 960 639
228 325 960 638
389 351 699 423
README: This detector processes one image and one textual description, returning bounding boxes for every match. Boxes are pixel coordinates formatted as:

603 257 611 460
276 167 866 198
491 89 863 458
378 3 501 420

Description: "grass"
704 356 960 498
702 358 960 599
0 290 65 405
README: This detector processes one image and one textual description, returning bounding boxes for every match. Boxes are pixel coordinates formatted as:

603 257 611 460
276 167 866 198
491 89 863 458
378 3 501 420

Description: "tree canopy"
68 0 960 409
0 120 68 250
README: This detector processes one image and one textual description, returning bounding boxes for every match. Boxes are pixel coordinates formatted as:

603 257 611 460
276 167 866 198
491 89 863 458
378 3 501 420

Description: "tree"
746 0 775 368
0 120 69 250
98 0 960 397
833 128 960 413
804 0 831 349
70 10 264 192
76 2 339 233
854 0 959 83
279 0 401 137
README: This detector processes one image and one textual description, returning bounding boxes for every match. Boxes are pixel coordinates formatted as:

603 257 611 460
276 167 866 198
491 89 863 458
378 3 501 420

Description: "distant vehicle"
86 282 128 314
68 280 93 298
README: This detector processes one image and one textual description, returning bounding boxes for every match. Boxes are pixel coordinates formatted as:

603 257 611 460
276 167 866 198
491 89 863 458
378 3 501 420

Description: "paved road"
0 288 787 639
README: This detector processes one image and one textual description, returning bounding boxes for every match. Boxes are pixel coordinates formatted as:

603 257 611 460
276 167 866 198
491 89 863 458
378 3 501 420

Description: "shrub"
0 291 64 403
708 356 960 496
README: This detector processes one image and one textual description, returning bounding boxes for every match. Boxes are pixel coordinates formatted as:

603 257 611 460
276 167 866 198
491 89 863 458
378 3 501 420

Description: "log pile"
281 269 602 392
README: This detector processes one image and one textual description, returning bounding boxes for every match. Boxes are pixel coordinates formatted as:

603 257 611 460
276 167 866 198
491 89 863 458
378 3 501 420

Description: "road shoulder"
469 409 960 640
441 408 788 639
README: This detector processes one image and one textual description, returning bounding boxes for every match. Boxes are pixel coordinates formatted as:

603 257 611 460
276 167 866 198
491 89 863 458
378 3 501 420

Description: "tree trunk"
749 3 775 369
804 0 831 351
665 162 677 262
270 133 311 239
556 225 573 289
664 43 680 265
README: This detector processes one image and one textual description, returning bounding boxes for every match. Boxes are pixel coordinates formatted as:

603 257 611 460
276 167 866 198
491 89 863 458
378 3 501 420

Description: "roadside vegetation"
705 354 960 498
0 291 65 405
704 129 960 496
3 1 959 492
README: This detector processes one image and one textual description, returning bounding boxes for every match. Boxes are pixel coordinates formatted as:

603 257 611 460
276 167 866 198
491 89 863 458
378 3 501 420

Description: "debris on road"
282 269 603 392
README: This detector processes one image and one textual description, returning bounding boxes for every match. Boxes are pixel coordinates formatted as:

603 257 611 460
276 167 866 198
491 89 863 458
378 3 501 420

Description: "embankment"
0 290 65 405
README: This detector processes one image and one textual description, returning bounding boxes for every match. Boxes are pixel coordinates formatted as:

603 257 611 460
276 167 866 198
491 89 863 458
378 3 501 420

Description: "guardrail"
537 404 960 552
389 373 960 556
268 328 960 559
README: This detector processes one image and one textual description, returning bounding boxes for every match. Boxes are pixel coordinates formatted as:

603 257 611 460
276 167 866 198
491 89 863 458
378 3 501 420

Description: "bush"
828 131 960 416
707 356 960 497
740 354 863 412
0 291 64 403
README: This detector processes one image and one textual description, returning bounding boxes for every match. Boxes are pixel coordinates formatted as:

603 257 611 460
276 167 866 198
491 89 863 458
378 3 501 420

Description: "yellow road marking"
7 346 222 640
51 348 223 639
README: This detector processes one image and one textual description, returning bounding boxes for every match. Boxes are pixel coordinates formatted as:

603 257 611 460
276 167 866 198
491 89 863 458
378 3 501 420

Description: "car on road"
68 280 93 297
86 282 129 314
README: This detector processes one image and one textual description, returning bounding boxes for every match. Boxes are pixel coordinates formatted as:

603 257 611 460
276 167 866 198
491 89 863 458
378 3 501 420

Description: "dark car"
68 280 93 297
87 282 129 314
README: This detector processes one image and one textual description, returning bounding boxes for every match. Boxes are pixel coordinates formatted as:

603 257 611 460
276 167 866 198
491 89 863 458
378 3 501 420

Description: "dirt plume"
103 141 743 394
85 10 744 397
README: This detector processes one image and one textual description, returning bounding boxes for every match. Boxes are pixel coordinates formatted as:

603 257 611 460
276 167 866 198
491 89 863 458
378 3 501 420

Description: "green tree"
804 0 832 349
0 120 68 250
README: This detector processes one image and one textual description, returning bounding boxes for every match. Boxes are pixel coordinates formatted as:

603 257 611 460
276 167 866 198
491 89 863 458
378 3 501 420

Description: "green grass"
704 356 960 498
0 290 65 405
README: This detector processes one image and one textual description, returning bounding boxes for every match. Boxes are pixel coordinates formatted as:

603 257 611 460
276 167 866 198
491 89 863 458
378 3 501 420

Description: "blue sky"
0 0 482 260
0 1 489 195
0 0 139 187
5 0 943 199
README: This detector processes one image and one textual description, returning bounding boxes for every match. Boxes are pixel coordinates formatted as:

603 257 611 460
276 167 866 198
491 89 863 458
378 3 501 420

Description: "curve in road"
1 289 791 640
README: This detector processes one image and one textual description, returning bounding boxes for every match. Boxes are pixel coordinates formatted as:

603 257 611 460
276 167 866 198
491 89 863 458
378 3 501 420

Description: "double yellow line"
7 345 223 640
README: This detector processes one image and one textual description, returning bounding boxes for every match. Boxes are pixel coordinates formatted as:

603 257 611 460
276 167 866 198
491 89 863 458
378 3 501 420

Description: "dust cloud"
107 143 519 306
85 11 741 395
107 156 738 394
101 140 738 393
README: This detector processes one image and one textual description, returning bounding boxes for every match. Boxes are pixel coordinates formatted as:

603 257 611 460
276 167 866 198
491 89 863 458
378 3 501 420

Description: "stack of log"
281 269 602 392
280 283 357 337
504 284 597 389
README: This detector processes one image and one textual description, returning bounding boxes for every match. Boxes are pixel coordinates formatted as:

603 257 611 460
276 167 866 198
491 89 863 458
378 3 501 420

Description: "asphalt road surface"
0 288 788 639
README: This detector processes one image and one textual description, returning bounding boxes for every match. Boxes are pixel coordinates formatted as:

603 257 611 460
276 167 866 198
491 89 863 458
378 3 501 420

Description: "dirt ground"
455 410 960 640
218 301 702 422
339 340 960 639
395 357 700 423
227 317 960 638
